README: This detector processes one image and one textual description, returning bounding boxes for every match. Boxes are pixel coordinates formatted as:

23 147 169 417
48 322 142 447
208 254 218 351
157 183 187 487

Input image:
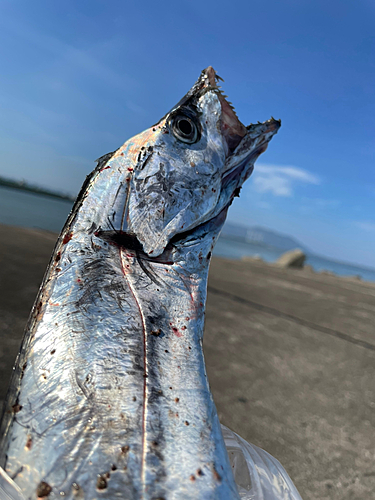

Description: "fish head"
97 67 280 258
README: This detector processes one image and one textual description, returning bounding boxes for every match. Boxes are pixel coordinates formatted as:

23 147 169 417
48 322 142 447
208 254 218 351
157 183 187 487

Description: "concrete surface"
1 224 375 499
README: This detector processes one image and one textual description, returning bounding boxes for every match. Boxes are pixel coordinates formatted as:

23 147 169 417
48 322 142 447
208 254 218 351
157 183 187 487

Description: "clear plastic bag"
222 424 303 500
0 467 25 500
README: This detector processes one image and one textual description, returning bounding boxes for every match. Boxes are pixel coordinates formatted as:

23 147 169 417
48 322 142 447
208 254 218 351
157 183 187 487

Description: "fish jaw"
217 117 281 210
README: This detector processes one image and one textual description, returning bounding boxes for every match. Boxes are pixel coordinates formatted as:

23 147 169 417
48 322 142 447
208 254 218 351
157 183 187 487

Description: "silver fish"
0 67 299 500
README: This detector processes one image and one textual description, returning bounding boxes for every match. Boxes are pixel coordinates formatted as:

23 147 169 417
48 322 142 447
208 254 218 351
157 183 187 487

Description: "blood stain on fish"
96 475 107 490
36 481 52 498
25 435 33 450
62 232 73 245
172 327 182 337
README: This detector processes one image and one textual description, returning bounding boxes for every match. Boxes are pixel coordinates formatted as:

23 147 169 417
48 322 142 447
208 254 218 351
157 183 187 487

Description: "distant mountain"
221 222 309 252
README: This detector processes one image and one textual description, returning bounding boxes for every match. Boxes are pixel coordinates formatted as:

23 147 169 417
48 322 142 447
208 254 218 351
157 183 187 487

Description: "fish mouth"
173 66 280 159
190 66 281 207
196 66 281 157
193 67 281 191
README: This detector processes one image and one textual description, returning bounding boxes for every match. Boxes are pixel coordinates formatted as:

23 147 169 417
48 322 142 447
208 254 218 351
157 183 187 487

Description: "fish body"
0 68 295 500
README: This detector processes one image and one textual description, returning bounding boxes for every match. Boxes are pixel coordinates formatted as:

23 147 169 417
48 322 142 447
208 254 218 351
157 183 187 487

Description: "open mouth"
198 66 281 158
189 66 281 193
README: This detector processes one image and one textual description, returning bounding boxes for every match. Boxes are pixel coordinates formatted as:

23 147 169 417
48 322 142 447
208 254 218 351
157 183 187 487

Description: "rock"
275 248 306 269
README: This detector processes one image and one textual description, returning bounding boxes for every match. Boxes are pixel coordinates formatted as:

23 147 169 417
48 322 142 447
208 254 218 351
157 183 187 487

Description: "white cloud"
253 164 320 197
355 221 375 232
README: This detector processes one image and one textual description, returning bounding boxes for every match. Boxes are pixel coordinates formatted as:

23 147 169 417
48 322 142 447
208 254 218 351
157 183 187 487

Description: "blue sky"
0 0 374 267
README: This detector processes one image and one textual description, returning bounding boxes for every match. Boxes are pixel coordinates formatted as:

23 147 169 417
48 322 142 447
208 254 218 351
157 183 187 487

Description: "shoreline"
0 179 75 202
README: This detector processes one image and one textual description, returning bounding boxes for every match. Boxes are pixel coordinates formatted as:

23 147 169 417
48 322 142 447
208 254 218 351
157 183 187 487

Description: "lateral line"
119 249 148 498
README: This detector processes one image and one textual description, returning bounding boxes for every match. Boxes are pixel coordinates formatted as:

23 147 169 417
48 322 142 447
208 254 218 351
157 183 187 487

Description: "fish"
0 67 300 500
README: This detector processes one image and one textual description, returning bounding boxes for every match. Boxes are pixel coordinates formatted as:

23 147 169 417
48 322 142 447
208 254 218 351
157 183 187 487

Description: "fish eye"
170 114 199 144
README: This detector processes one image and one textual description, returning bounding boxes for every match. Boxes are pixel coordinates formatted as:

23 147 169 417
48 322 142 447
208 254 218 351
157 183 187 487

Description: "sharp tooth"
216 74 225 82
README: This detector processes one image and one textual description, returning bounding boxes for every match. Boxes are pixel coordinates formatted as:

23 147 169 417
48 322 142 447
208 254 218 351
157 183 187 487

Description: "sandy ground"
0 224 375 499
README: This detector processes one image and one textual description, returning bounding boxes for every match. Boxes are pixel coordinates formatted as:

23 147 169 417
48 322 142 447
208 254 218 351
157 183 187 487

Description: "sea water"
1 185 374 283
0 185 73 233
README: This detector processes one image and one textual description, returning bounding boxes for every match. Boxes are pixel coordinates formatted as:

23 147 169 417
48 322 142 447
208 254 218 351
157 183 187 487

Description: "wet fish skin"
0 67 280 499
